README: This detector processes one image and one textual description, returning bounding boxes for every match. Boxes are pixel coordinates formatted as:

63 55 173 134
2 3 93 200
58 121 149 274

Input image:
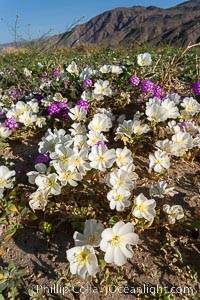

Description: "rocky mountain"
54 0 200 47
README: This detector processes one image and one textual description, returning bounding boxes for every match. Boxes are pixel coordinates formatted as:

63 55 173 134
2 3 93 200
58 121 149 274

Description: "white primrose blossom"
149 181 178 198
93 79 112 96
35 173 61 195
88 113 112 132
137 53 152 66
132 193 156 221
107 187 131 211
100 221 139 266
149 150 170 173
0 166 16 198
180 97 200 116
68 106 87 121
170 132 193 157
115 147 133 168
54 164 82 187
163 204 184 224
87 130 108 146
66 245 98 280
73 219 104 247
0 124 11 138
132 120 150 135
29 189 49 211
107 168 134 190
88 145 116 172
116 120 134 138
66 61 79 76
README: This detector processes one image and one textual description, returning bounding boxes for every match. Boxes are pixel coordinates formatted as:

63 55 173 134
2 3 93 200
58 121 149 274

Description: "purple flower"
53 70 60 78
83 78 93 88
9 89 20 99
0 112 5 118
47 101 69 122
178 121 187 132
152 85 162 99
96 141 107 146
77 99 90 111
4 117 18 130
140 80 154 93
35 154 50 165
192 81 200 95
47 103 61 116
40 73 48 78
130 76 140 86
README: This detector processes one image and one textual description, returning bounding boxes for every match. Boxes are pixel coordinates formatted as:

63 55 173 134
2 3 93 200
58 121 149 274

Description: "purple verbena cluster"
35 153 50 165
130 76 140 86
77 99 90 111
9 89 20 99
47 101 69 122
83 78 93 88
192 81 200 95
4 117 18 130
140 80 154 93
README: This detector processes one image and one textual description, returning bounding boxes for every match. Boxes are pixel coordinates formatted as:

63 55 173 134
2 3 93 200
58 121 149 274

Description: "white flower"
170 132 193 157
69 148 91 175
163 204 184 224
132 193 156 221
87 130 108 146
73 219 104 247
18 111 37 127
88 113 112 132
24 67 32 77
35 117 46 128
107 169 134 190
69 123 86 136
107 187 131 211
110 65 123 74
99 65 112 73
35 173 61 195
55 164 82 186
68 106 87 121
115 147 133 168
155 139 171 153
149 181 178 198
0 166 15 197
132 120 150 135
145 104 166 123
100 221 139 266
66 61 79 76
27 163 47 185
149 150 170 173
29 189 49 211
181 97 200 116
0 124 11 138
116 120 134 138
88 145 116 172
66 245 98 280
137 53 152 66
161 99 180 119
93 80 112 96
50 144 75 168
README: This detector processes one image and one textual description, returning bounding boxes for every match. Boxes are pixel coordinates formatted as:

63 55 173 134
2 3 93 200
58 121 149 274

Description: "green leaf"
191 220 200 229
0 294 5 300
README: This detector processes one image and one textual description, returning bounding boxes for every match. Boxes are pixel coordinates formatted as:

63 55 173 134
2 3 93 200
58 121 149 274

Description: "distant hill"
53 0 200 47
1 0 199 50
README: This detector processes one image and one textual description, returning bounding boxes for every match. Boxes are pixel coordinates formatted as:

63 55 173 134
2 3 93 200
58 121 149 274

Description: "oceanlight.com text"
33 283 197 296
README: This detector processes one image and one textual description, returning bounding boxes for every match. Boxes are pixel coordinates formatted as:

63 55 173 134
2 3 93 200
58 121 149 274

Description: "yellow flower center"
111 235 121 246
77 251 89 264
88 233 98 244
137 203 147 212
0 178 6 187
98 155 105 163
115 194 123 201
48 178 55 187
